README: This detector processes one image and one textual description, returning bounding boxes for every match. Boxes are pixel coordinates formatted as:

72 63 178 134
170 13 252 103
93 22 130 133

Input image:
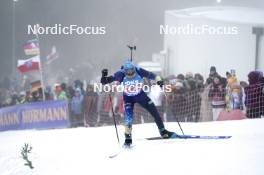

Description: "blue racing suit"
112 67 165 135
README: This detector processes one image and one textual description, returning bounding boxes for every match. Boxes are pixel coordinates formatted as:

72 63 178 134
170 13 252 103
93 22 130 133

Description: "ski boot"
159 128 178 139
123 133 132 148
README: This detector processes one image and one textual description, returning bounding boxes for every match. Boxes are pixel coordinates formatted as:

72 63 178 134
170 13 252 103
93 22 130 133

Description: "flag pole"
35 24 46 101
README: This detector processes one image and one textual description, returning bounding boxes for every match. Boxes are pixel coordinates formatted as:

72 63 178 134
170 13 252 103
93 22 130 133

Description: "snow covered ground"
0 119 264 175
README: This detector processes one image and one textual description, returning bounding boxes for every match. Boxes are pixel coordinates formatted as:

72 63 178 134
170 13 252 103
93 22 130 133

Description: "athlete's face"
124 66 135 78
125 71 136 79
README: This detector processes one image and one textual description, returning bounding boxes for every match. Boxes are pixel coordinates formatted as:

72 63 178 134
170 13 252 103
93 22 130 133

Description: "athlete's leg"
137 92 177 138
123 96 135 146
136 92 164 129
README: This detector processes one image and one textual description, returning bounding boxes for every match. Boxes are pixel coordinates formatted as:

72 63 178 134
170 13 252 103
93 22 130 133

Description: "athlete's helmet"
123 60 136 77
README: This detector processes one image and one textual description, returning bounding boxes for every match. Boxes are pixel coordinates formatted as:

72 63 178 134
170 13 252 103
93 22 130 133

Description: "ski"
146 135 232 140
109 145 134 158
109 150 121 158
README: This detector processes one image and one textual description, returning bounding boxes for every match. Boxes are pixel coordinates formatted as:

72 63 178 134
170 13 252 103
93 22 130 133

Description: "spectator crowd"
0 67 264 127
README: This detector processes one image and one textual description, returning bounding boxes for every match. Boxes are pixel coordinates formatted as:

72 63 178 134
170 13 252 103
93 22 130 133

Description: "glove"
102 69 108 77
100 75 114 85
156 76 164 88
101 69 110 85
100 76 108 85
157 80 164 88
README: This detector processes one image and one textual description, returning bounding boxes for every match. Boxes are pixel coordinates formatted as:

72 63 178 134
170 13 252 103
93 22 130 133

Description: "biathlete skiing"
101 60 177 148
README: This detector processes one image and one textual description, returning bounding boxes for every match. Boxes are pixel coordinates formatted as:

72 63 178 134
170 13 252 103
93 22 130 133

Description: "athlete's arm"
100 69 125 85
137 67 163 87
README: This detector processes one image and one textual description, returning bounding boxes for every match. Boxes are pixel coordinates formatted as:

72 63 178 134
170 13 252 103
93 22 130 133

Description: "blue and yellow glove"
156 76 164 88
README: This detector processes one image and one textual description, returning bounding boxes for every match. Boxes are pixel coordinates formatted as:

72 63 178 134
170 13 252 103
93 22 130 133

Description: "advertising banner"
0 100 69 131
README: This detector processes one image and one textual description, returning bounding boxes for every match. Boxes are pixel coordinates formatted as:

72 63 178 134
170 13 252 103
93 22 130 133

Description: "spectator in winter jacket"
177 74 185 82
66 86 75 100
31 89 42 102
206 66 220 86
226 70 243 110
44 86 54 100
74 80 85 95
208 76 226 120
185 72 196 91
83 85 99 127
70 88 84 127
194 73 204 92
257 71 264 116
244 71 264 118
25 91 32 103
184 72 201 121
168 79 187 122
54 84 67 100
256 70 263 80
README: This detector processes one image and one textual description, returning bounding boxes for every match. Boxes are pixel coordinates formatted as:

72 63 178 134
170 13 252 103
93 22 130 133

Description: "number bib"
122 73 144 96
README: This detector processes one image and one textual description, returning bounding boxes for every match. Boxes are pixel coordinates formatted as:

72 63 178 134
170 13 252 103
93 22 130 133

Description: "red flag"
17 56 40 73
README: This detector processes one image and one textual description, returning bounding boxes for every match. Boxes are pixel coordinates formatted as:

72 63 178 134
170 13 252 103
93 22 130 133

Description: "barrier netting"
75 83 264 127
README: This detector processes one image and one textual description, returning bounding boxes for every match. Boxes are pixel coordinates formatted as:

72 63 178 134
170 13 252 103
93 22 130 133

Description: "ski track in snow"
0 119 264 175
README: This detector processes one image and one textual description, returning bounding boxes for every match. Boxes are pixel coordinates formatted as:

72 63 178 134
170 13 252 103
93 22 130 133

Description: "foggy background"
0 0 264 83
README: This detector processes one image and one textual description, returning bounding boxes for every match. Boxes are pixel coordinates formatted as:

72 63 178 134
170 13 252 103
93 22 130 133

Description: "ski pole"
108 94 120 144
101 69 120 145
163 92 185 135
